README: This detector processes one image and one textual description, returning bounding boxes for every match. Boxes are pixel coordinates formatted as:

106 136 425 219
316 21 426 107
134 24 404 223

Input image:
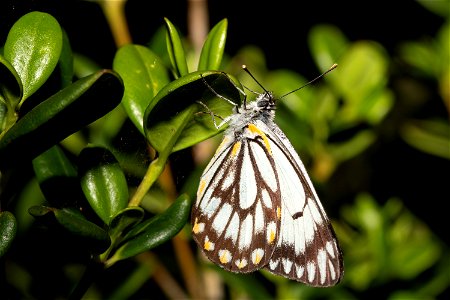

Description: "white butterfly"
191 65 343 287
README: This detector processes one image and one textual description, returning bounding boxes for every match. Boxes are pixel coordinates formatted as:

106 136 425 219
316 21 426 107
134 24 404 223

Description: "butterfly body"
192 87 343 286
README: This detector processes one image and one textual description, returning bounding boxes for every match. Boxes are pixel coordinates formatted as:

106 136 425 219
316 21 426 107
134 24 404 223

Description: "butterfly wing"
257 120 344 286
192 130 282 273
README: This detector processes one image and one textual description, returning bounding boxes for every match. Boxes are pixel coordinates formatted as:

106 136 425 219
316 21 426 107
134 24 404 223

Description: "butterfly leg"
195 101 225 129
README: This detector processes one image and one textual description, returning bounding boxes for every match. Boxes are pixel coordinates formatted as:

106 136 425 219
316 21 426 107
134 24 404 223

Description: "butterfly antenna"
280 63 338 99
242 65 270 94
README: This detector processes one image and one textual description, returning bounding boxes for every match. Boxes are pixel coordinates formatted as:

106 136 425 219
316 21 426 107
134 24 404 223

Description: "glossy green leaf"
165 18 189 77
32 145 78 207
198 19 228 71
0 69 124 168
106 194 192 266
0 211 17 257
144 71 242 154
113 44 170 135
28 206 110 253
4 11 63 102
79 146 129 225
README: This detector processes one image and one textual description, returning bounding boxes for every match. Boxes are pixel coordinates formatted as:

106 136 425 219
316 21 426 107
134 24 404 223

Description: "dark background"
2 1 444 73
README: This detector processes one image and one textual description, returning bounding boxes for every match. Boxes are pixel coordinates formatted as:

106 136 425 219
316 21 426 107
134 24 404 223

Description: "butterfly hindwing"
259 120 343 286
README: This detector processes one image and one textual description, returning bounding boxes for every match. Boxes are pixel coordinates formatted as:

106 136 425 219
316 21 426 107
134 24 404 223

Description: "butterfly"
191 65 343 287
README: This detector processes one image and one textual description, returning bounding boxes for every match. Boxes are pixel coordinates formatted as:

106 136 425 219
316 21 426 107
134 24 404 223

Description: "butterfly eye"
257 100 269 107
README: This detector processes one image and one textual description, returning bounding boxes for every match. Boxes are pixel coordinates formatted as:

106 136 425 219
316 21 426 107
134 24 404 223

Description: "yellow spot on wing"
204 240 213 251
269 230 276 244
231 141 241 157
215 136 230 154
192 218 203 234
277 206 281 219
219 250 230 264
248 124 271 154
254 254 262 264
237 259 247 269
198 180 206 196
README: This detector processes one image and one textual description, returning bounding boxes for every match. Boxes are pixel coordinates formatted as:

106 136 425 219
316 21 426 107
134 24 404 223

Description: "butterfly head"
256 91 276 111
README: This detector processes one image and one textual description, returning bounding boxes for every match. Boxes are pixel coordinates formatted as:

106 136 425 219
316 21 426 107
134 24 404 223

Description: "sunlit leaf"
198 19 228 71
4 11 63 102
113 44 169 135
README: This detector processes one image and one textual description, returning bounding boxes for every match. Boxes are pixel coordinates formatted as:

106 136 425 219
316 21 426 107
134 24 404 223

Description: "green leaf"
198 19 228 71
58 29 74 88
32 145 78 207
106 194 192 266
113 44 170 135
333 41 391 124
417 0 450 18
28 206 110 253
0 69 124 168
401 119 450 159
0 211 17 257
144 71 242 154
329 129 376 163
108 207 145 245
4 11 63 102
79 146 129 225
399 41 439 77
164 18 189 77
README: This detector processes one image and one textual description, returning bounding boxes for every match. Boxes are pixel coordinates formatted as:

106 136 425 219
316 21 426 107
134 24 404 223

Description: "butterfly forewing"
192 131 282 272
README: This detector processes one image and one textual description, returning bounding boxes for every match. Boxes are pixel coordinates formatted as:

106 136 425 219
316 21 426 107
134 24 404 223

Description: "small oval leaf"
0 211 17 257
198 19 228 71
308 24 349 71
164 18 189 77
113 44 170 135
4 11 63 101
79 146 129 225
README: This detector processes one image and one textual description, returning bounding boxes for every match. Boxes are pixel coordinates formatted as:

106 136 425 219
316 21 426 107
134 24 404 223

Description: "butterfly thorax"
225 92 276 138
